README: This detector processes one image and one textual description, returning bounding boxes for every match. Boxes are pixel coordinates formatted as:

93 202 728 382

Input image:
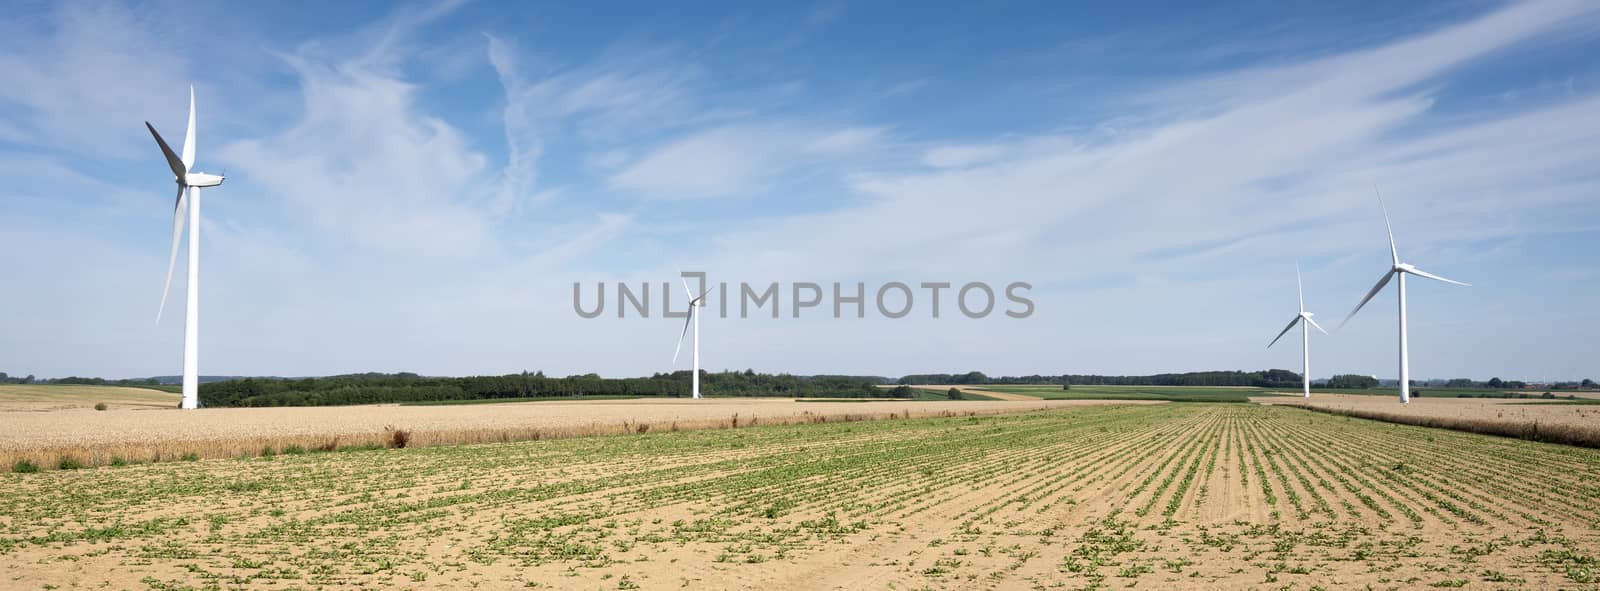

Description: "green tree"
1327 374 1379 389
947 388 962 400
1487 377 1503 388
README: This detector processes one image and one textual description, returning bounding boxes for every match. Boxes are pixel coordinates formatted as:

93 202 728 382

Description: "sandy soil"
2 404 1594 590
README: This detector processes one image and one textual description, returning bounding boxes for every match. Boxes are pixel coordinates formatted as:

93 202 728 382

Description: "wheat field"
0 387 1137 471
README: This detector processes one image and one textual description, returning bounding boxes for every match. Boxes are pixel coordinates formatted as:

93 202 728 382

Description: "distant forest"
200 369 1318 406
5 369 1592 408
197 371 897 407
896 370 1306 388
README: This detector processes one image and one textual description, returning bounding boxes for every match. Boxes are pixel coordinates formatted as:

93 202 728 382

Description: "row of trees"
198 370 897 407
898 370 1304 388
0 372 159 386
900 372 1598 391
0 372 35 384
1325 374 1380 389
11 368 1592 408
1440 377 1534 389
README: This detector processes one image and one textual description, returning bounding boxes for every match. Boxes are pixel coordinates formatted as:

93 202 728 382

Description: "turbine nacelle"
185 172 225 187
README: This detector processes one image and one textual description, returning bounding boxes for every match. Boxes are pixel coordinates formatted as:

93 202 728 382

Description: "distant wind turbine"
1268 263 1329 398
1339 189 1469 404
673 278 711 399
147 85 225 410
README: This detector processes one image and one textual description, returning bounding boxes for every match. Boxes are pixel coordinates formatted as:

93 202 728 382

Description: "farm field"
1258 393 1600 447
1296 387 1592 399
976 384 1270 403
892 385 1032 401
3 404 1598 590
0 384 180 412
0 391 1113 471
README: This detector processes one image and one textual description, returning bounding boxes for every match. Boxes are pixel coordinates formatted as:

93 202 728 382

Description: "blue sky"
1 0 1597 381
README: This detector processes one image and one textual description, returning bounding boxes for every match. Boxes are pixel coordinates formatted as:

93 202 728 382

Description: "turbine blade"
672 307 694 364
1405 267 1471 286
1267 315 1301 349
146 122 187 179
181 85 196 171
681 277 693 301
691 286 712 305
1375 185 1399 266
157 187 188 323
1295 261 1304 314
1339 270 1394 330
1305 316 1330 335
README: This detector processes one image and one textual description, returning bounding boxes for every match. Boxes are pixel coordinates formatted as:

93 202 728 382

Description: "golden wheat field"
0 384 180 412
1257 394 1600 447
2 403 1597 590
0 385 1139 471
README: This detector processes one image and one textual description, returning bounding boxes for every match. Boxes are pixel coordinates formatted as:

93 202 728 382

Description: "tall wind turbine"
147 86 225 410
1339 190 1469 404
1268 263 1329 398
673 279 711 399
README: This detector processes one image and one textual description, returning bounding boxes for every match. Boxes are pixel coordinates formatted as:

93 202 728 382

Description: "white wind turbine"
1267 263 1329 398
1339 191 1469 404
147 86 225 410
672 279 711 399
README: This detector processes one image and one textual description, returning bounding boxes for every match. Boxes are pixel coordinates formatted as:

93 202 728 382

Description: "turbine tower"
1339 189 1468 404
673 279 711 399
147 86 225 410
1268 262 1329 398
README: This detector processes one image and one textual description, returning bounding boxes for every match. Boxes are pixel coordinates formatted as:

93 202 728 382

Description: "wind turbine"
1268 262 1328 398
147 86 225 410
1339 190 1469 404
672 278 711 399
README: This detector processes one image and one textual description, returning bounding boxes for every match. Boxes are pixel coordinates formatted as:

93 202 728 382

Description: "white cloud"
806 127 886 154
486 34 543 216
611 124 886 199
0 2 189 158
921 143 1008 168
610 127 784 198
220 63 493 256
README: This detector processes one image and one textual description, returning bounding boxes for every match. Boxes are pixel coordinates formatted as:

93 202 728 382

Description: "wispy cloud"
220 55 495 256
0 2 188 158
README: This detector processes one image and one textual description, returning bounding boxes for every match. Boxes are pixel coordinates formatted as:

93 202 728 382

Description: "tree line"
197 370 899 407
897 370 1305 388
7 369 1593 408
0 373 158 387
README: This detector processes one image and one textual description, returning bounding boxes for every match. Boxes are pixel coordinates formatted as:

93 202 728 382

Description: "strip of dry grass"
1275 402 1600 448
1 399 1150 472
